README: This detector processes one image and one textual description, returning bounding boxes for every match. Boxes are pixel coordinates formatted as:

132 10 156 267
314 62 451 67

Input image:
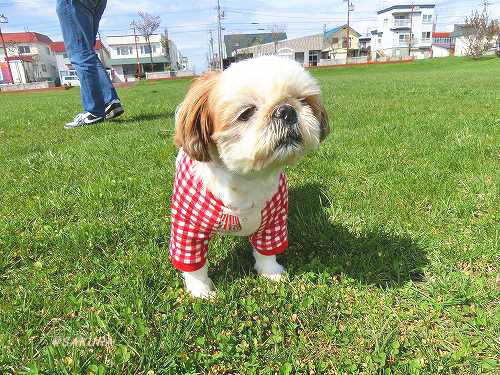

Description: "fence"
0 81 55 92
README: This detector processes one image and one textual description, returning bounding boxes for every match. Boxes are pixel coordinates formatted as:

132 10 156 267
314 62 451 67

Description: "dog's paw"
186 279 216 299
182 266 215 299
253 251 286 282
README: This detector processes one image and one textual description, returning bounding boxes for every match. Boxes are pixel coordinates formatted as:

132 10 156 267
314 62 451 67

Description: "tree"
326 36 340 61
270 23 286 55
463 8 497 59
135 12 161 73
491 19 500 57
160 28 172 70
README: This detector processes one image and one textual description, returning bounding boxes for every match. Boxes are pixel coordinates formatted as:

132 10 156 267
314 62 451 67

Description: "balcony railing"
393 38 432 47
393 19 410 27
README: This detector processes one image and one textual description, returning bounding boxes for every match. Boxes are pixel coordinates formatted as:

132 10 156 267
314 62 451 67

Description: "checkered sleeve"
169 152 221 272
249 173 288 255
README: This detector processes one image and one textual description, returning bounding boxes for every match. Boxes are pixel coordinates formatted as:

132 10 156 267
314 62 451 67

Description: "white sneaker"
64 112 104 129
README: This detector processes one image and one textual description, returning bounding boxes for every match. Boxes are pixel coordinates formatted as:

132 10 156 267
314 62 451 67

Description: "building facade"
370 4 435 59
0 32 58 84
233 26 361 67
431 32 455 57
106 34 180 82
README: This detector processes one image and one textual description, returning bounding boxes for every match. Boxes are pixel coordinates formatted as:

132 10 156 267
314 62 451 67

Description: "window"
321 51 329 59
308 50 320 66
383 18 388 25
18 45 31 54
140 45 156 54
117 46 133 55
394 15 410 27
294 52 304 64
422 32 431 40
41 64 47 73
422 14 432 23
63 52 68 58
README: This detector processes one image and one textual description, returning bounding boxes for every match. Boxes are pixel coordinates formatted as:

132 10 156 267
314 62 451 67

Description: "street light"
0 14 14 84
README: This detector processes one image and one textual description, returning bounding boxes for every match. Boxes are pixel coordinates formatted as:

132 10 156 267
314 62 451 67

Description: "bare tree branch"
270 23 286 55
464 8 497 59
135 12 161 74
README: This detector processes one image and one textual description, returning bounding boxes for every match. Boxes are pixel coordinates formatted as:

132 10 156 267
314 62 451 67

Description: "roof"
49 40 104 53
2 32 53 44
224 33 287 57
324 24 361 39
377 4 435 14
432 32 450 38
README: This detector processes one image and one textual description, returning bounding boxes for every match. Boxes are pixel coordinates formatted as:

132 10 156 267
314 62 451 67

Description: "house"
233 26 361 67
49 40 111 84
358 36 372 57
224 32 287 59
106 33 180 82
0 32 58 84
450 25 469 56
431 32 455 57
322 25 361 62
370 3 435 59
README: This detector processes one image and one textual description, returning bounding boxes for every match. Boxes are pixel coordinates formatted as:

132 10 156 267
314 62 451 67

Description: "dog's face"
174 56 329 174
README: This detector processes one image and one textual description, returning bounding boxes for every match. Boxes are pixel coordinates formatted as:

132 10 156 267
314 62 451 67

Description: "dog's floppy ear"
174 72 219 162
305 95 330 141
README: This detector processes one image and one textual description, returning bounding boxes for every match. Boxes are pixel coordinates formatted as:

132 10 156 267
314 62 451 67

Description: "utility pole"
0 14 14 84
216 0 224 70
481 0 491 13
408 3 415 58
344 1 354 59
130 21 142 78
209 30 215 70
164 27 170 70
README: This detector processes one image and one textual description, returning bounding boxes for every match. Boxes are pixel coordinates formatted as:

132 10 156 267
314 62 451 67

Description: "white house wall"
235 34 324 66
432 45 451 57
372 5 435 58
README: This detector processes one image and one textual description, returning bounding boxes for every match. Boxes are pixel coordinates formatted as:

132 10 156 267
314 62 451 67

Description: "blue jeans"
56 0 118 117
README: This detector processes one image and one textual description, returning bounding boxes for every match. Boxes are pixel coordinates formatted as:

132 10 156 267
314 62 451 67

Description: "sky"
0 0 499 72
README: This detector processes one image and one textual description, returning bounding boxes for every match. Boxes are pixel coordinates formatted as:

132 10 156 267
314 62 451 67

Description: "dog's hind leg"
253 250 286 281
183 264 215 298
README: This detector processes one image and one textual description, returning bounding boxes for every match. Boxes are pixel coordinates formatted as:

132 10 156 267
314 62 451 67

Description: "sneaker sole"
64 118 104 129
106 108 124 120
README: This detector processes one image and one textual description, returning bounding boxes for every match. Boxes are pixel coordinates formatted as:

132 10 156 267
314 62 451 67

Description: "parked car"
61 75 80 87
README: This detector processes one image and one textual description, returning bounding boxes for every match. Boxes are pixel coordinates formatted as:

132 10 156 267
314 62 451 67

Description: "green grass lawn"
0 57 498 375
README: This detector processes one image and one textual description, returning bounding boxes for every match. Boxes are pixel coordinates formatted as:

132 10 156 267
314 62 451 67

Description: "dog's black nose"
273 104 298 125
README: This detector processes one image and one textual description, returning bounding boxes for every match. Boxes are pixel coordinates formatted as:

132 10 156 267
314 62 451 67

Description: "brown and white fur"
174 56 329 298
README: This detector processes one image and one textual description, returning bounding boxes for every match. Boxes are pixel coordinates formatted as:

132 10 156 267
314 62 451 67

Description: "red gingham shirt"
169 152 288 271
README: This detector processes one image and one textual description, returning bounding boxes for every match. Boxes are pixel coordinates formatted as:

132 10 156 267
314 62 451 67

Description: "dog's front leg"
182 264 215 298
253 250 286 281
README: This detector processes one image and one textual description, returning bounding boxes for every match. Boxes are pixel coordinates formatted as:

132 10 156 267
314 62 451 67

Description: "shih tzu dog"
169 56 329 298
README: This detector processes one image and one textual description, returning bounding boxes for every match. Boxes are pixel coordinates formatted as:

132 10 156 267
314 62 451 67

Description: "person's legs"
56 0 105 117
92 0 119 104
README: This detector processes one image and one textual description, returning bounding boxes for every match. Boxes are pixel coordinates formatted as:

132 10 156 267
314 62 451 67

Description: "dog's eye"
238 106 256 121
299 98 309 106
